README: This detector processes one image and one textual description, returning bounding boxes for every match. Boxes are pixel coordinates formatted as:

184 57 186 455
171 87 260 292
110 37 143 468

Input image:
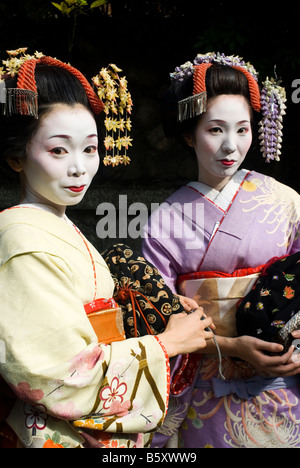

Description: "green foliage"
51 0 106 54
52 0 106 16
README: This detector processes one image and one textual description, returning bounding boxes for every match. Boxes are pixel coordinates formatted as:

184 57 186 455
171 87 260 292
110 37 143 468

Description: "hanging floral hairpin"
92 64 133 166
258 77 286 162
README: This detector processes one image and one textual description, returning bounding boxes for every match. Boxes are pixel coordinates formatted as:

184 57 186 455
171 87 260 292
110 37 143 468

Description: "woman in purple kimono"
142 52 300 448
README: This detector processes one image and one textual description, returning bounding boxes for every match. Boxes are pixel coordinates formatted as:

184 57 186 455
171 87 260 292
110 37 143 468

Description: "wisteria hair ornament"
0 48 132 167
171 52 287 162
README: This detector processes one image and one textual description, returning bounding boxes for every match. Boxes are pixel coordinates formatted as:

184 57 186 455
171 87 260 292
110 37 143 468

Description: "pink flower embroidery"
12 381 44 402
50 401 82 420
68 346 104 374
105 399 130 417
100 377 127 410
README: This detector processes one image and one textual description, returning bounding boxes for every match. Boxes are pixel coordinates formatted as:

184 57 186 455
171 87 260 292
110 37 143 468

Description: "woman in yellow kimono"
0 49 213 448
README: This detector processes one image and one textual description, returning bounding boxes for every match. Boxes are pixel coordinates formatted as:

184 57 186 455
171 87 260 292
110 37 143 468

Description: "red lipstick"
67 186 85 192
220 160 235 167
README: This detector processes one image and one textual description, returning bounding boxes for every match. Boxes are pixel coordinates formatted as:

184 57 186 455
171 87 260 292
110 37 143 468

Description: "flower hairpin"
170 52 259 83
259 77 286 162
0 48 44 77
92 64 133 167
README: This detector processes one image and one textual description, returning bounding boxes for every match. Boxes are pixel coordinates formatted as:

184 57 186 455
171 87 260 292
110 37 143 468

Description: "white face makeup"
19 103 99 216
186 94 253 191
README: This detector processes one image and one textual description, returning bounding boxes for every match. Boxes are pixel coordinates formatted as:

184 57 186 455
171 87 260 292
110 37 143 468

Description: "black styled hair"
162 65 252 137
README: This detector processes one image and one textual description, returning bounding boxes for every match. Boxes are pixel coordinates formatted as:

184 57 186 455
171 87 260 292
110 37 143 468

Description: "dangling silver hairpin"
0 82 38 119
177 91 207 122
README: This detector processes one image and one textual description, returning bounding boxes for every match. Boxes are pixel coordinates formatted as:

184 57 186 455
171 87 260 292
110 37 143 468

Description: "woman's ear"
6 156 23 173
183 133 194 148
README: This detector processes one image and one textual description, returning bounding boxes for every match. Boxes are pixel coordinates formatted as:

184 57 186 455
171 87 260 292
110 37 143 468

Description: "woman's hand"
158 308 214 358
229 335 300 377
177 294 199 312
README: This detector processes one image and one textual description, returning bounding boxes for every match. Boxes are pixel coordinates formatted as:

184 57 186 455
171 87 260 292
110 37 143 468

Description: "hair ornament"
0 48 104 118
92 64 133 167
171 52 286 162
258 77 286 162
0 48 43 118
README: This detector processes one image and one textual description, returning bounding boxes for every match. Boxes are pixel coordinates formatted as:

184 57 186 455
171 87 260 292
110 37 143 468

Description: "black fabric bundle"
236 252 300 347
102 244 184 338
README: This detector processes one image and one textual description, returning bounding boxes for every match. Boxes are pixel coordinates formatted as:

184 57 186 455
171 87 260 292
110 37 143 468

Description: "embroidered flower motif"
242 180 258 192
105 399 130 417
260 288 271 296
24 403 48 435
283 286 295 300
68 346 104 375
271 320 285 328
50 401 82 419
241 176 300 247
285 274 295 282
100 437 127 448
43 431 68 448
192 418 203 429
12 381 44 402
100 377 127 410
73 418 104 430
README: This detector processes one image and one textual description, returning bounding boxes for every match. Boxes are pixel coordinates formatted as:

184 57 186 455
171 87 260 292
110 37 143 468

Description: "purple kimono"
142 169 300 448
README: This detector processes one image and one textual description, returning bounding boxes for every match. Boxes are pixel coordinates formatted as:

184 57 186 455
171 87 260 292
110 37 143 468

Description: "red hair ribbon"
193 62 261 112
16 56 104 115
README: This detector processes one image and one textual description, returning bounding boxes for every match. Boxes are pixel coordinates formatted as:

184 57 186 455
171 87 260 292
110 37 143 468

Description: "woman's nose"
68 156 86 177
222 134 236 154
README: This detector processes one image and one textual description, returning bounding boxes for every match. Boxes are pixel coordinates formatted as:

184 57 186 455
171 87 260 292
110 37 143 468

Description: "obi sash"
170 265 265 395
178 265 264 337
84 298 125 345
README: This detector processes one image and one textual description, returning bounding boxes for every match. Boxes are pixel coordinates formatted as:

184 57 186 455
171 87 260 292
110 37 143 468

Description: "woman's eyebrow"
207 119 250 124
48 134 70 140
48 133 98 139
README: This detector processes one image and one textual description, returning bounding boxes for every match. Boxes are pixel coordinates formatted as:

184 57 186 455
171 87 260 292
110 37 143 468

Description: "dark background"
0 0 299 193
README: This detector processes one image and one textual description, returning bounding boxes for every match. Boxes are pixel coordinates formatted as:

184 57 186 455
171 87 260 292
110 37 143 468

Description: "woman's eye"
84 145 97 154
50 147 67 156
209 127 222 134
238 127 250 134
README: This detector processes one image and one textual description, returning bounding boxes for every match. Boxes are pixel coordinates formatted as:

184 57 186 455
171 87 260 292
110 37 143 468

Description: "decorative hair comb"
171 52 287 162
0 48 42 118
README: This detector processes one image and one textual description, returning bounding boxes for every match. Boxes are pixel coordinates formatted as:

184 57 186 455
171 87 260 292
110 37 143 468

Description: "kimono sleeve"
142 234 179 293
290 220 300 254
142 204 185 293
0 251 170 445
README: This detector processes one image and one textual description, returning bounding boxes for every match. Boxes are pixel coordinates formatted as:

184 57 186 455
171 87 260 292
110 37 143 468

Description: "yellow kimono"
0 207 170 448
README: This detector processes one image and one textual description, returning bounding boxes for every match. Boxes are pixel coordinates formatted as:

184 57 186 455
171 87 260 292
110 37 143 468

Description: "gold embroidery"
241 180 258 192
241 176 300 247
